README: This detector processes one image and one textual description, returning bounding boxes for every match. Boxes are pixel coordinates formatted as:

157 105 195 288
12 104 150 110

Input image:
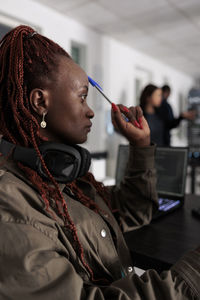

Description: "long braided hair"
0 25 110 283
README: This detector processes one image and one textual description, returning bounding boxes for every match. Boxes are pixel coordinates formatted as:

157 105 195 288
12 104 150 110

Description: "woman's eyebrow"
79 85 88 92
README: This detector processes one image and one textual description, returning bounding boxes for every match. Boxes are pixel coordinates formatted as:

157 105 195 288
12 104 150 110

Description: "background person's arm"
159 102 196 129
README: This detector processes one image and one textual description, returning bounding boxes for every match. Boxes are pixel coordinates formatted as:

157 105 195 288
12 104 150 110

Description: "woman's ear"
29 88 49 116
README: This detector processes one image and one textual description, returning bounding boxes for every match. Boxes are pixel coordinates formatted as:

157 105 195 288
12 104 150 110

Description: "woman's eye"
81 95 87 102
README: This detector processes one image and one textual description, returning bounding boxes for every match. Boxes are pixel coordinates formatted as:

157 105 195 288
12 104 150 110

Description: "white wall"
102 37 194 175
0 0 194 176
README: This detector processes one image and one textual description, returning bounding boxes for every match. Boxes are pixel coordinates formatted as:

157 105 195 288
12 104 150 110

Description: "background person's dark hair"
162 85 171 93
140 84 159 112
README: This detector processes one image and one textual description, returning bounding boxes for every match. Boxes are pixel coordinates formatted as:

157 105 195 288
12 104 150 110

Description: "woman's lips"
85 123 92 132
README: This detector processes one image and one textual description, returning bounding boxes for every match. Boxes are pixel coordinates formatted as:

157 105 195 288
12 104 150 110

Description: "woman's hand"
111 104 150 147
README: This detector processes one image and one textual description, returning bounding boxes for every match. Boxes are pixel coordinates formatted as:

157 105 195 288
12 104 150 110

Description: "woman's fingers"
111 104 150 146
111 110 120 131
128 107 141 128
111 104 145 133
135 106 144 129
111 104 141 134
119 105 142 129
111 104 127 133
135 106 143 119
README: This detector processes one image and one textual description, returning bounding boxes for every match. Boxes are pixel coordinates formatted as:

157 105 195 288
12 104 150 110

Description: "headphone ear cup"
0 138 91 183
77 146 91 177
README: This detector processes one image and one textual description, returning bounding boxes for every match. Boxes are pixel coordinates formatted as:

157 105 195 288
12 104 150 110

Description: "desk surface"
124 195 200 272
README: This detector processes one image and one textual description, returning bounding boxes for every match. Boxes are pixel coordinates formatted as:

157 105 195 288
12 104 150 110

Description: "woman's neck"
145 104 155 114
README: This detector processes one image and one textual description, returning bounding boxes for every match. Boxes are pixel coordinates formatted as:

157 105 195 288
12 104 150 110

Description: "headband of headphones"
0 138 91 183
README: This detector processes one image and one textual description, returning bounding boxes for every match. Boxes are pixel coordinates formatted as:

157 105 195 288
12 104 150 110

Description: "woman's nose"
86 105 95 119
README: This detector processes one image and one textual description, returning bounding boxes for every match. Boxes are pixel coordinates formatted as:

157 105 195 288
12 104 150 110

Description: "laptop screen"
155 147 188 197
116 145 188 197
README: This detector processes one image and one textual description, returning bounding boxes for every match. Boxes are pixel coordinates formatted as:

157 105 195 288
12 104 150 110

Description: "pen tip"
88 76 103 91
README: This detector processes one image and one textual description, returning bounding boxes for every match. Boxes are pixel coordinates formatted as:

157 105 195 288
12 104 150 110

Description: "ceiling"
33 0 200 78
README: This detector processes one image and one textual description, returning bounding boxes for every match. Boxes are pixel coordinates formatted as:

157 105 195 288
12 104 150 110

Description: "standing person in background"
140 84 164 145
158 85 196 146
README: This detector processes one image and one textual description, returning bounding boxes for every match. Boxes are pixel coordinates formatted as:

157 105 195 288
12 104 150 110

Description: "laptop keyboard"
158 198 181 212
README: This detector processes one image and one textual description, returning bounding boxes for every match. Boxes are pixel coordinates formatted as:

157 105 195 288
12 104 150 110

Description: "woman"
0 26 199 299
140 84 164 146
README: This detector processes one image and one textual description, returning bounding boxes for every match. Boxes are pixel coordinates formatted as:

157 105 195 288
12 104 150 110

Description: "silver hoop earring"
40 112 47 128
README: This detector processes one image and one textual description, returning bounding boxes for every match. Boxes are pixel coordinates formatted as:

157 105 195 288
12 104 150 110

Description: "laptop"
115 145 188 218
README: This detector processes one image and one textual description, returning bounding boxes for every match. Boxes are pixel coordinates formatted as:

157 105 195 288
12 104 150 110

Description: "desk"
124 195 200 273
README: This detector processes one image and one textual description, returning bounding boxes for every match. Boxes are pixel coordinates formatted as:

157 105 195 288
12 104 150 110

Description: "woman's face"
150 89 162 107
39 56 94 145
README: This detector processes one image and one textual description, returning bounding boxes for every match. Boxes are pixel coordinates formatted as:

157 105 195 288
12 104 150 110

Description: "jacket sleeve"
106 144 158 232
161 103 182 129
0 220 199 300
165 115 183 130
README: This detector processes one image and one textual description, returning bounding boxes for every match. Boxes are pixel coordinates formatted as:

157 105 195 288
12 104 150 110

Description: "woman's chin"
76 134 88 145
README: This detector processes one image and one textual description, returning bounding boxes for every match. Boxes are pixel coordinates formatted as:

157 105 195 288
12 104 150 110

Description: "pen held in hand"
88 76 112 105
88 76 142 128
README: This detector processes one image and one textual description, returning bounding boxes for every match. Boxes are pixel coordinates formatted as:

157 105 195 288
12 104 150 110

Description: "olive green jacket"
0 145 199 299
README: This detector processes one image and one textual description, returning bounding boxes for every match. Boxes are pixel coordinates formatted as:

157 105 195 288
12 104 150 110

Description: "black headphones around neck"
0 139 91 183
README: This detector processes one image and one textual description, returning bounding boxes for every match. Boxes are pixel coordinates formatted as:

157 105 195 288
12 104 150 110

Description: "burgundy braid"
67 172 112 214
0 25 110 283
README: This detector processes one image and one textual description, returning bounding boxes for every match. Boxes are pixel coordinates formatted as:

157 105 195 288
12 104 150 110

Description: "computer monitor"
155 147 188 197
115 145 188 198
115 145 129 186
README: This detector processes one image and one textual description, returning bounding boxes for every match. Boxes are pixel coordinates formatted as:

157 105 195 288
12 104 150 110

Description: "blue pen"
88 76 112 105
88 76 130 123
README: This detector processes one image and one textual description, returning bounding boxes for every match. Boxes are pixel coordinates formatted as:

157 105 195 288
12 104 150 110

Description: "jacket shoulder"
0 166 37 197
0 167 45 222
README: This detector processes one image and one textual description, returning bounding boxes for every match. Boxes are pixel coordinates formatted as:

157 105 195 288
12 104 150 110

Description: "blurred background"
1 0 200 190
